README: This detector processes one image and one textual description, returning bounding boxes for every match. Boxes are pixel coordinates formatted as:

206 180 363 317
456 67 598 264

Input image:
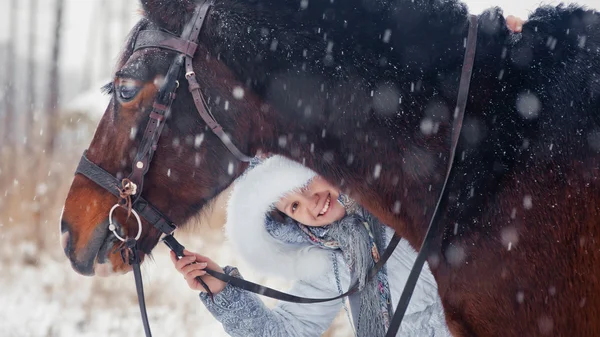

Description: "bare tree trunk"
1 0 18 192
81 0 100 91
102 0 112 78
46 0 64 155
3 0 17 149
26 0 38 154
26 0 43 245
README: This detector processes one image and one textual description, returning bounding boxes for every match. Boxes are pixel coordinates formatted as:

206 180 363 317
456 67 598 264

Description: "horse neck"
240 100 454 250
217 1 473 248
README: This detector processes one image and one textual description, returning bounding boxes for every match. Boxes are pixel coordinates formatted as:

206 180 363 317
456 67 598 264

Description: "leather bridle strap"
132 1 251 163
120 239 153 337
127 54 184 204
182 3 253 162
163 233 401 303
134 30 198 57
384 14 479 337
75 152 177 235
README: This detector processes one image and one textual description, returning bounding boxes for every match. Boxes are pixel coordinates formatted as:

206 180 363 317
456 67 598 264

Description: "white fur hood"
224 156 332 281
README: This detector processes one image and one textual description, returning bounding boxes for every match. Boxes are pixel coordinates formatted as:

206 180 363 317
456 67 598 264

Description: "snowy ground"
0 222 351 337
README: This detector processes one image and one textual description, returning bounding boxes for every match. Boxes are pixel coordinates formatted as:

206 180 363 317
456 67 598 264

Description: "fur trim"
225 156 332 281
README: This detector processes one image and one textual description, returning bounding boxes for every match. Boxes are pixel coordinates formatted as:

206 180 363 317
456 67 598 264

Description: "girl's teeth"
320 195 331 215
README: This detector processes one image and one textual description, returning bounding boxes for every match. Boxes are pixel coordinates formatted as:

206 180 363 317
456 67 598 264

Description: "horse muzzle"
60 218 122 276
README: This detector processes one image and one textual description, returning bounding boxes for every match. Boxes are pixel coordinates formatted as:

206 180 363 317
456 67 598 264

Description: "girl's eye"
291 202 299 213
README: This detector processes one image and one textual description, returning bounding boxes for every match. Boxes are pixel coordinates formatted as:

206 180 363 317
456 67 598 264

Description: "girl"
171 155 450 337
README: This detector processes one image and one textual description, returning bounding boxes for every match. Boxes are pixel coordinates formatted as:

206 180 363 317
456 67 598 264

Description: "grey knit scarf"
265 200 391 337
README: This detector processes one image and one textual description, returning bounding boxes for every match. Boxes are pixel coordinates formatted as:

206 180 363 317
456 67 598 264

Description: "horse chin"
94 232 134 276
95 261 130 277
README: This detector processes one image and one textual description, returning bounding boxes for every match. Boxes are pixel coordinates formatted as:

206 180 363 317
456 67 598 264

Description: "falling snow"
420 118 435 135
516 291 525 304
36 183 48 196
516 92 541 120
372 84 400 116
587 130 600 151
382 29 392 43
392 201 401 214
501 226 519 251
523 195 533 209
194 133 205 149
278 135 287 148
445 245 466 266
538 315 554 335
130 127 138 140
232 86 245 100
373 163 382 179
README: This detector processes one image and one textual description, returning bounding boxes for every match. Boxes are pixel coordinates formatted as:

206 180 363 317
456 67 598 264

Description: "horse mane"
208 0 472 93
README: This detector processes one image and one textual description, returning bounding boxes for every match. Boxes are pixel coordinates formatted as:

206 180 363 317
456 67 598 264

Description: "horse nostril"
60 219 72 255
61 232 70 254
60 218 70 234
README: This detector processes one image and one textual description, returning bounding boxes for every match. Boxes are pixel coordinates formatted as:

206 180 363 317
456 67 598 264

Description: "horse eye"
117 85 140 101
116 78 140 102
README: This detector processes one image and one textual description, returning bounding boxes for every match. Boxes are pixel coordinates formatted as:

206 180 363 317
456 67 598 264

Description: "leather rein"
73 1 479 335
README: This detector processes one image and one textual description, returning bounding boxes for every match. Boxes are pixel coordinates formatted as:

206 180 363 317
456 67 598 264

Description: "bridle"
73 1 479 336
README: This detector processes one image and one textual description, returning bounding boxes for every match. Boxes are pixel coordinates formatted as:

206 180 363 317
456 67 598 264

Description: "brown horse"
60 0 600 335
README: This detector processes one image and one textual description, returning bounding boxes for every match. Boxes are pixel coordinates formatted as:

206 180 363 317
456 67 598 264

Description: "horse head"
59 0 271 275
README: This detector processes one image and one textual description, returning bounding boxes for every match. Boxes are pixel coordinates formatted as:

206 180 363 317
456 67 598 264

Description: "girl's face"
275 176 346 227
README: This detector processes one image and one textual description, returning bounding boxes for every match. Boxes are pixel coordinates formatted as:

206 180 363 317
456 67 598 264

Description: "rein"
385 14 479 336
73 0 479 335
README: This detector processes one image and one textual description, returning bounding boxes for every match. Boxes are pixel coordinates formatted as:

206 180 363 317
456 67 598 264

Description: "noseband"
73 0 479 335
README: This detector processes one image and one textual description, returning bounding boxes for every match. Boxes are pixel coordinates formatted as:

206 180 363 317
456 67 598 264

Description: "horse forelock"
140 0 196 34
116 19 150 71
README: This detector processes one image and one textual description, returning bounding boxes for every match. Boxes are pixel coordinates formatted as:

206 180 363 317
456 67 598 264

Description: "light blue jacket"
199 221 451 337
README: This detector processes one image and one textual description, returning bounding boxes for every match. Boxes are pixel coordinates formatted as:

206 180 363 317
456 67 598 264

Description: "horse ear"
140 0 197 33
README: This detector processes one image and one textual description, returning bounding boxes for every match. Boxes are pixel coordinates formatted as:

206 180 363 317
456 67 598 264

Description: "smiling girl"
172 155 450 337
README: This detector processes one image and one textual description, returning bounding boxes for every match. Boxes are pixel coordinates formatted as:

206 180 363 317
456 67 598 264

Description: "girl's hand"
506 15 525 33
170 249 227 294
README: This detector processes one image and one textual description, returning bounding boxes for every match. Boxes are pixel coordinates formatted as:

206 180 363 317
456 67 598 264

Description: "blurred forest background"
0 1 350 335
0 0 135 253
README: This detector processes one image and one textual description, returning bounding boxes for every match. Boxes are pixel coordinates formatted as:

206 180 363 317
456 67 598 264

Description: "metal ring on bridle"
108 204 143 242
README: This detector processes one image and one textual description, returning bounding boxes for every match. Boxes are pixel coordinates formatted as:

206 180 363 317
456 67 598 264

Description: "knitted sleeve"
199 266 345 337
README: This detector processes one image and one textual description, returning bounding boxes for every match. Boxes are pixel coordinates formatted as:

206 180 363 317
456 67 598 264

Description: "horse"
59 0 600 335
